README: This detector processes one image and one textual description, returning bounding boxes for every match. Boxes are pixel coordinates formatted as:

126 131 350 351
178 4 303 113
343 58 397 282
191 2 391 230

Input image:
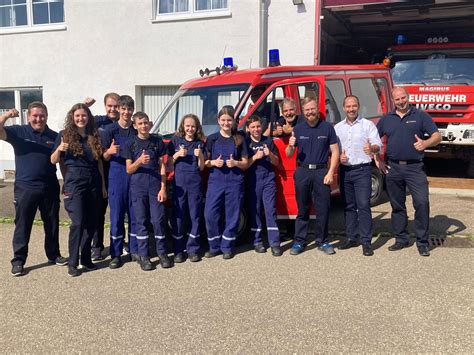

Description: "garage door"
141 86 180 124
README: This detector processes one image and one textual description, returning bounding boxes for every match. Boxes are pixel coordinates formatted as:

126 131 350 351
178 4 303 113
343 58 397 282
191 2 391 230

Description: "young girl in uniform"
123 112 169 271
245 115 282 256
204 106 248 259
51 103 107 277
167 114 205 263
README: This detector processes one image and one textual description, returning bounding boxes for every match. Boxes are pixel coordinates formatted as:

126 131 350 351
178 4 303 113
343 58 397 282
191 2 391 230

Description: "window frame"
0 87 43 125
0 0 66 35
153 0 231 23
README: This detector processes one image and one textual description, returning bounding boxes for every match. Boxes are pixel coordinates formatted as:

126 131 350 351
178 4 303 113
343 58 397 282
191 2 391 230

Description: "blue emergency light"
223 57 234 67
396 34 407 45
269 49 281 67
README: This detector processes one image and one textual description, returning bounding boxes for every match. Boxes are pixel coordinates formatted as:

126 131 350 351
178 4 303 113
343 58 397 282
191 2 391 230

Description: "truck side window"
349 77 388 118
325 80 346 125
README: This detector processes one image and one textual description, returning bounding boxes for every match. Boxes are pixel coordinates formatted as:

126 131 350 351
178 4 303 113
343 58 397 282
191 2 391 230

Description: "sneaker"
254 244 266 253
222 252 234 260
11 264 25 277
159 254 173 269
189 253 202 262
318 243 336 255
417 245 430 257
109 256 123 269
290 242 306 255
68 265 81 277
271 246 283 257
138 256 154 271
91 249 104 261
48 256 68 266
123 245 130 255
204 250 221 258
174 252 187 263
80 261 98 271
362 244 374 257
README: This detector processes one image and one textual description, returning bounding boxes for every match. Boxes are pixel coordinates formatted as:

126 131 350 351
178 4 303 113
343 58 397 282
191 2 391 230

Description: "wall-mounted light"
293 0 303 5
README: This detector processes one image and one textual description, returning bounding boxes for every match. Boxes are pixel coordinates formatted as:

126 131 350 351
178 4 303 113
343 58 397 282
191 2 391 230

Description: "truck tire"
236 208 249 245
370 167 384 206
467 156 474 178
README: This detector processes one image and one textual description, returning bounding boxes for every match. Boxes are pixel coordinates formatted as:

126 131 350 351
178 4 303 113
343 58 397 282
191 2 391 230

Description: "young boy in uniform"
123 112 170 270
101 95 138 268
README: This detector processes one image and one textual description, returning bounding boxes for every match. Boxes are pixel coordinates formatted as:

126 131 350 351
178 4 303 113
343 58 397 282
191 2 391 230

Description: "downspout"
259 0 268 68
314 0 322 65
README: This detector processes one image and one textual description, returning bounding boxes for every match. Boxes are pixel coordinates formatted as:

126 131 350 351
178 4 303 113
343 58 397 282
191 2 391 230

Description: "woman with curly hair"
51 103 107 277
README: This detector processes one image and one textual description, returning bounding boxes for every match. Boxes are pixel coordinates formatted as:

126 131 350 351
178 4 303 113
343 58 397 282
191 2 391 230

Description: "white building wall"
0 0 316 178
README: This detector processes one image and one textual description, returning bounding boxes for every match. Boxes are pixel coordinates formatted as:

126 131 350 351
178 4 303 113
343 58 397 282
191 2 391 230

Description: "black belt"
340 163 371 170
389 159 423 165
297 162 327 170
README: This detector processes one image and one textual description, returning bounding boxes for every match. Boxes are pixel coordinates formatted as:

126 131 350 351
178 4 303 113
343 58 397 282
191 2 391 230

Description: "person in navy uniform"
335 95 382 256
123 112 169 271
245 115 282 256
51 103 107 277
167 114 205 263
273 98 301 137
375 87 441 256
285 96 339 255
204 106 249 260
0 103 67 277
101 95 138 268
84 92 120 261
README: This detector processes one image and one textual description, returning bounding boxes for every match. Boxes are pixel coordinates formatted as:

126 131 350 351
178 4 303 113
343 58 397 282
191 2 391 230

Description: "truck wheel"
467 157 474 178
370 167 384 206
236 208 249 245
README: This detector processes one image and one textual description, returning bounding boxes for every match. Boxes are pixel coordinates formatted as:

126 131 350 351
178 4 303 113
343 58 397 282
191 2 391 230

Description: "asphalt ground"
0 181 473 352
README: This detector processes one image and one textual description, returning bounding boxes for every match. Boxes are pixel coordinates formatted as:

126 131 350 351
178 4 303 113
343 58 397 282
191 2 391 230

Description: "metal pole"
314 0 322 65
259 0 268 67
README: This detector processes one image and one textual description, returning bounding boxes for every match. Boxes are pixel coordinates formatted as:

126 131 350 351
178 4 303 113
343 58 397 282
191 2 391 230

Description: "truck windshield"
391 58 474 85
151 83 250 138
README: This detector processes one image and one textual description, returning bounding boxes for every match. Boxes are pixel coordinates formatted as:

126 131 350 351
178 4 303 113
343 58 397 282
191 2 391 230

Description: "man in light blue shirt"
334 95 382 256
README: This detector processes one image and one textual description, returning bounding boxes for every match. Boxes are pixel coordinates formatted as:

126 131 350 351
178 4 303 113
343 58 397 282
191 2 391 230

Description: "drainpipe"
259 0 268 67
314 0 322 65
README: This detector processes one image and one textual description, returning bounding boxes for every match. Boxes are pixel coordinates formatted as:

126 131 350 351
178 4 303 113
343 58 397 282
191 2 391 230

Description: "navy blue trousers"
294 167 331 246
63 169 101 267
171 172 202 255
11 182 61 266
340 165 373 245
247 172 280 247
385 161 430 247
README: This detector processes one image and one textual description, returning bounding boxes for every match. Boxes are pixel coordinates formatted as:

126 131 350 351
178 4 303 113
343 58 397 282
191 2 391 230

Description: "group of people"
0 86 441 277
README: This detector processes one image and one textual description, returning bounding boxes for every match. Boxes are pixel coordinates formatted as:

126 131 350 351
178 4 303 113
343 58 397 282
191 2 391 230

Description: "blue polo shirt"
293 119 338 164
4 124 58 189
95 115 115 132
377 107 438 161
53 131 98 171
101 121 137 169
246 135 277 175
167 136 205 173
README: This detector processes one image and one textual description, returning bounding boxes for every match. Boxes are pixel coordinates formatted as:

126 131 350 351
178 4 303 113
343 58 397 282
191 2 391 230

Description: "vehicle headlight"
462 130 474 139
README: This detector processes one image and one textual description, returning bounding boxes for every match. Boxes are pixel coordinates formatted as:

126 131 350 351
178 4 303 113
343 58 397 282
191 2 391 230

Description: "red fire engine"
386 37 474 176
152 58 393 233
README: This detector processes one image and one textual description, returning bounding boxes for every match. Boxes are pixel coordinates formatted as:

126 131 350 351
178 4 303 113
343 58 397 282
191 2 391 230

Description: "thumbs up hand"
340 149 348 164
413 134 426 151
194 144 202 157
58 137 69 152
254 149 264 160
363 138 372 155
107 138 120 155
213 154 224 168
263 144 270 156
226 154 237 168
289 131 296 147
139 149 150 165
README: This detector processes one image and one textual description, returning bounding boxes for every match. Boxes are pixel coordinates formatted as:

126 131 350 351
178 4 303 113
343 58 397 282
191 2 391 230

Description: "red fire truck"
386 38 474 177
152 61 393 233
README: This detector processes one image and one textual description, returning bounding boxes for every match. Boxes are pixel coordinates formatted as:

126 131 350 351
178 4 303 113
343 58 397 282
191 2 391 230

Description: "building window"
155 0 229 21
0 0 64 29
0 88 43 125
